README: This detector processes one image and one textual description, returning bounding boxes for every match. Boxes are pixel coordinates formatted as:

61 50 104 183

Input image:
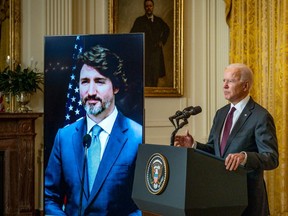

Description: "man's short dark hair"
77 45 128 94
144 0 154 7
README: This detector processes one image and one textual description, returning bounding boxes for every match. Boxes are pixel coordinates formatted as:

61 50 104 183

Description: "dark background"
44 34 144 168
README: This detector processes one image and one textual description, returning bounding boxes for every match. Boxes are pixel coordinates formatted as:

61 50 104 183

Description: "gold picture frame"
108 0 183 97
0 0 21 70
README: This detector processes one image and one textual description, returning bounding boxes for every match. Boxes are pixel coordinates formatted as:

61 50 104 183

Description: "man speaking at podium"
175 63 279 216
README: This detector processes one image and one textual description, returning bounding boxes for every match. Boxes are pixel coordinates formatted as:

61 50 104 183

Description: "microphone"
83 134 92 148
169 110 183 120
169 105 202 146
169 110 183 127
183 106 194 112
79 134 92 216
169 106 195 121
175 106 202 120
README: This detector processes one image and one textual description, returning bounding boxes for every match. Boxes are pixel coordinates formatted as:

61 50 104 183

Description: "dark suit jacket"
131 15 170 86
45 111 142 215
196 97 278 216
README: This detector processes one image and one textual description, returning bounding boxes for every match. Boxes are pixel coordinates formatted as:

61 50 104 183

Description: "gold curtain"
225 0 288 215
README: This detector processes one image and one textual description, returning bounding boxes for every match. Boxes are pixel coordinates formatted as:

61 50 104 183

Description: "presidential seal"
145 153 169 195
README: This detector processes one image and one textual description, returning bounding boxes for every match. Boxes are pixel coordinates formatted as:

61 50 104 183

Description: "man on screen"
45 45 142 215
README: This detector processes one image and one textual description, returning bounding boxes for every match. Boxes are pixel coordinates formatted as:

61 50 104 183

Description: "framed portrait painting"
109 0 183 97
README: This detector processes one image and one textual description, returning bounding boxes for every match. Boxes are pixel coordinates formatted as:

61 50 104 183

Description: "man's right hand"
174 129 194 147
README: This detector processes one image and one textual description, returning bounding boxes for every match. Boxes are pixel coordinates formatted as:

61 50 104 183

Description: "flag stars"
64 35 86 125
65 114 71 120
71 74 75 80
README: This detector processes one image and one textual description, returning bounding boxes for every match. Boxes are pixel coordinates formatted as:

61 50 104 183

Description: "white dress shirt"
86 107 118 160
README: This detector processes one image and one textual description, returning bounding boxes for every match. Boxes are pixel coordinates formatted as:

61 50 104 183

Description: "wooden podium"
0 113 42 215
132 144 248 216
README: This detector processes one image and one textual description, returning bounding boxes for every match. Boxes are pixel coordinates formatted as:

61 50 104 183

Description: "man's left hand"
225 153 245 171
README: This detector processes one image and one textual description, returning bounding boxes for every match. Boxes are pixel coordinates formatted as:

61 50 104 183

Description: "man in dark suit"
174 63 279 216
130 0 170 87
45 45 142 215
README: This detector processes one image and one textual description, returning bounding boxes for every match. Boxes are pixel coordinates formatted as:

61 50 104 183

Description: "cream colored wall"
21 0 228 210
146 0 229 145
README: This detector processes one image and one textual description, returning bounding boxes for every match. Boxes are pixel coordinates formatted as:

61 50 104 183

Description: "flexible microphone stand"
170 118 188 146
169 106 202 146
79 134 92 216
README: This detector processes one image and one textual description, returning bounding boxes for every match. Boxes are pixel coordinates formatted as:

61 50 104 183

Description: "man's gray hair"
226 63 254 89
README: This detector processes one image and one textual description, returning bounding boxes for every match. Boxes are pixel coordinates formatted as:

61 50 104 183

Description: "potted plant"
0 64 44 112
0 66 14 94
0 67 16 111
11 64 44 94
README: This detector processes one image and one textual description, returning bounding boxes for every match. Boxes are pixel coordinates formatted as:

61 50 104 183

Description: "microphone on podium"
169 105 202 146
169 110 183 127
175 106 202 121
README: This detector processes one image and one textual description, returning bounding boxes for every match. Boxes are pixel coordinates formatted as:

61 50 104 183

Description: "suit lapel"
87 113 128 205
71 119 90 200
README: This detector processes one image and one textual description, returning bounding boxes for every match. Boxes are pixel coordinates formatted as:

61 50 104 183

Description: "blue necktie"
88 125 102 192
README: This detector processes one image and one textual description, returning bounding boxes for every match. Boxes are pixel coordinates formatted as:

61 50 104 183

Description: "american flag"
64 36 86 126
